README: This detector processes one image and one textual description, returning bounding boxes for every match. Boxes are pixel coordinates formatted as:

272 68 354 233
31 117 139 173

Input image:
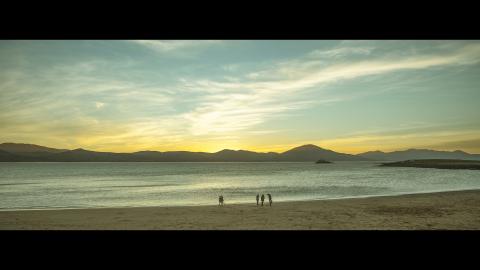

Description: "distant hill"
0 150 36 162
47 148 133 162
0 142 364 162
358 149 480 161
213 149 280 162
0 143 67 153
279 144 367 161
132 150 217 162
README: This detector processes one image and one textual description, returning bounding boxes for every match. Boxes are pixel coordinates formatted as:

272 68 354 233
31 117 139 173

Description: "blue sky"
1 40 479 153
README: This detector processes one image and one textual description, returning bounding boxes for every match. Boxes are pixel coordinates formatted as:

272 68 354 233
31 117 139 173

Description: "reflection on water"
1 162 480 210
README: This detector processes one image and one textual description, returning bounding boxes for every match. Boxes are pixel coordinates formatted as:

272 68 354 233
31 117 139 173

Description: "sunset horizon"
1 140 480 155
1 40 480 155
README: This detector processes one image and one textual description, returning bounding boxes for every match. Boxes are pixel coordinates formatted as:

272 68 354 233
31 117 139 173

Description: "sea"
1 161 480 210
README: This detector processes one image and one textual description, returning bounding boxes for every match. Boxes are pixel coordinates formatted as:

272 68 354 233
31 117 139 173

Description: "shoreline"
1 189 480 229
2 187 479 212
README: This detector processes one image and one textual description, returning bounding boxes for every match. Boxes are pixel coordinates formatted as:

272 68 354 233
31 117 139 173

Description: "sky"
1 40 480 154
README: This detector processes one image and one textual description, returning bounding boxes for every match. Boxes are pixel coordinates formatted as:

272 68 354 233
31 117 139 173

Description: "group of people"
256 193 272 206
218 194 273 206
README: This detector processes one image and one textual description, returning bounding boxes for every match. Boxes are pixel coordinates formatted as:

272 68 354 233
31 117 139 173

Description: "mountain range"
0 142 479 162
0 143 366 162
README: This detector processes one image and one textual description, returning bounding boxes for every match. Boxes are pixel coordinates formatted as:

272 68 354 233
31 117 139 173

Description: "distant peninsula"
315 159 332 164
380 159 480 170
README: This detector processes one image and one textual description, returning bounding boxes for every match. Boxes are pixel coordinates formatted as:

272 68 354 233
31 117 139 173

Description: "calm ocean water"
1 161 480 210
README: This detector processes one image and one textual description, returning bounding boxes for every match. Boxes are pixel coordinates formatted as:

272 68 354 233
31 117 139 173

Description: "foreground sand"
1 190 480 230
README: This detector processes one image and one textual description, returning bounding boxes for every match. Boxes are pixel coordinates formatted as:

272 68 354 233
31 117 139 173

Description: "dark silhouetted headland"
358 149 480 161
381 159 480 170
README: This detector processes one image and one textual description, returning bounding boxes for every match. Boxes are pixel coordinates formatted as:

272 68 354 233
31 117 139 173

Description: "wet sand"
1 189 480 230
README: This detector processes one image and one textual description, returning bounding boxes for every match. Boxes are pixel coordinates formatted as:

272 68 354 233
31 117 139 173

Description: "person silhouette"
261 194 265 206
219 195 224 206
267 193 272 206
256 194 259 206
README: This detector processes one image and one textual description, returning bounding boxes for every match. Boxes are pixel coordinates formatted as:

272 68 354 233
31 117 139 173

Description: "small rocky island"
315 159 332 164
380 159 480 170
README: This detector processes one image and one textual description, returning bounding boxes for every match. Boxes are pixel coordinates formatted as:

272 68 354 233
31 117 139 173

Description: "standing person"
219 195 224 206
256 194 259 206
267 193 272 206
261 194 265 206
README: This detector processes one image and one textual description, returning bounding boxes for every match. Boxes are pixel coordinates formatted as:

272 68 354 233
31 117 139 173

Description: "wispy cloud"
2 41 480 152
428 138 480 153
95 102 105 109
308 46 374 58
313 121 480 154
129 40 223 53
178 42 480 137
0 59 178 151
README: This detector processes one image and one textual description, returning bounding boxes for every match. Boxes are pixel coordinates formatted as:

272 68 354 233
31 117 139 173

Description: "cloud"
308 46 374 58
427 138 480 153
95 102 105 109
222 64 240 72
313 122 480 154
178 42 480 136
0 58 179 151
247 130 282 135
2 41 480 152
129 40 223 53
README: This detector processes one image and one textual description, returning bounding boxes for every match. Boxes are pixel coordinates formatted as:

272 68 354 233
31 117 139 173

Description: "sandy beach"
1 189 480 230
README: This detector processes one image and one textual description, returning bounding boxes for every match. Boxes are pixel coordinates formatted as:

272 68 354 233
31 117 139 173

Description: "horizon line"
1 142 479 155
